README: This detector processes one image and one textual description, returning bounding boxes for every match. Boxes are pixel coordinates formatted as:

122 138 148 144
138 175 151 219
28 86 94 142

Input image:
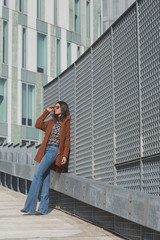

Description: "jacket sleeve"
35 109 50 132
62 119 70 158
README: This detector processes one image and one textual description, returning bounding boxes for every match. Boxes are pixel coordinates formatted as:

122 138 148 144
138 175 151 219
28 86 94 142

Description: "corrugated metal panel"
138 0 160 156
116 162 141 191
59 67 75 173
75 52 92 178
143 156 160 196
43 79 59 110
113 6 140 163
41 0 160 195
92 32 114 183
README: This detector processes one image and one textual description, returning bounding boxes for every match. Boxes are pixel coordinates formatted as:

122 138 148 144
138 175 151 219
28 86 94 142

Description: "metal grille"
75 51 92 178
143 156 160 196
59 67 75 173
116 162 141 191
138 0 160 157
92 33 114 183
113 6 140 163
115 216 141 240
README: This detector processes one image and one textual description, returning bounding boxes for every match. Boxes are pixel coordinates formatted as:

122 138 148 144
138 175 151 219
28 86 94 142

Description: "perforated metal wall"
138 0 160 157
92 33 114 183
59 67 75 173
143 156 160 196
116 162 141 191
43 0 160 195
75 51 92 178
113 6 140 164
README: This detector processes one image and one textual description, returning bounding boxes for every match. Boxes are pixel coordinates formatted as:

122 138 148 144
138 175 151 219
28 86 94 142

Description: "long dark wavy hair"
53 101 70 122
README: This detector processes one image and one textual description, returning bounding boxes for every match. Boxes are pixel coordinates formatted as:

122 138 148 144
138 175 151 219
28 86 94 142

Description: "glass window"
4 0 7 6
28 85 35 126
86 1 90 38
22 83 35 126
37 0 41 19
103 0 107 17
125 0 128 9
3 21 8 64
67 42 71 67
22 28 26 68
109 20 114 27
56 39 61 76
113 0 119 16
77 46 80 58
75 0 80 33
54 0 58 25
37 33 47 74
0 137 6 143
19 0 24 12
0 78 7 122
98 6 102 37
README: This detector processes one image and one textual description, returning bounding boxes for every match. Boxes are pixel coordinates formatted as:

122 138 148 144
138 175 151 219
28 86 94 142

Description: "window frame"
113 0 119 16
77 46 80 59
22 27 26 68
19 0 24 13
37 32 47 74
0 78 7 123
56 38 61 76
37 0 42 19
54 0 58 25
86 0 90 38
67 42 71 68
4 0 7 6
22 82 35 127
2 20 8 64
74 0 81 33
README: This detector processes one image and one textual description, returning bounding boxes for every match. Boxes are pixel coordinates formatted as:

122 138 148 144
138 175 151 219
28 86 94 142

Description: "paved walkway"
0 185 124 240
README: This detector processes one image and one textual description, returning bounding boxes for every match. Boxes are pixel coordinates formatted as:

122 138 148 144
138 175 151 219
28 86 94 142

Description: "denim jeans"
22 145 58 215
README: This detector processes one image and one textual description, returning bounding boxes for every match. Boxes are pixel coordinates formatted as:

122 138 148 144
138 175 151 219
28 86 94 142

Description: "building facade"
0 0 102 144
103 0 135 31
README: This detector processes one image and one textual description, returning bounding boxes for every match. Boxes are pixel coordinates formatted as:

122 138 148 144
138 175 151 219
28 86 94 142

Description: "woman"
20 101 70 215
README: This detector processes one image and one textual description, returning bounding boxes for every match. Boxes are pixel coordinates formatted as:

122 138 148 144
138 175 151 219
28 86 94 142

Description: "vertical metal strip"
91 47 94 180
74 63 77 175
136 0 143 192
111 27 116 185
58 76 60 101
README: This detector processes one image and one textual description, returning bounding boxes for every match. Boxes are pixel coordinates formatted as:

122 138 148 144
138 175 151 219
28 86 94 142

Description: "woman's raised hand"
47 106 54 112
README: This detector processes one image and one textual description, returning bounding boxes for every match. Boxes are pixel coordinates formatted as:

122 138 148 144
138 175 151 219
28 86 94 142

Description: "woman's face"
54 103 61 116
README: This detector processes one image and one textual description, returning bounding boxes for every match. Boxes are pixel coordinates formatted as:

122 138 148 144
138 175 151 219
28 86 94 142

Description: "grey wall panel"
92 33 114 183
113 6 140 163
138 0 160 156
59 67 75 173
75 52 92 178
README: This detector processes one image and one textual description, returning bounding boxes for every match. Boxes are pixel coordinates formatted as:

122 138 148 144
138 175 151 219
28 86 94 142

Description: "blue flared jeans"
22 145 58 215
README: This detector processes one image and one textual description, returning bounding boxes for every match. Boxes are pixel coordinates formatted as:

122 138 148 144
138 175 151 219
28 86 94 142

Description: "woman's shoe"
20 209 27 213
34 212 44 215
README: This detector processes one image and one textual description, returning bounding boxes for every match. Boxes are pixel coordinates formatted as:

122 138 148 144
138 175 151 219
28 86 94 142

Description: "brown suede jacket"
34 109 70 173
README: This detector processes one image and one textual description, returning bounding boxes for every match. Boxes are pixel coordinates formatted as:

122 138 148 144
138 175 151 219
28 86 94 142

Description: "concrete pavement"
0 185 124 240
